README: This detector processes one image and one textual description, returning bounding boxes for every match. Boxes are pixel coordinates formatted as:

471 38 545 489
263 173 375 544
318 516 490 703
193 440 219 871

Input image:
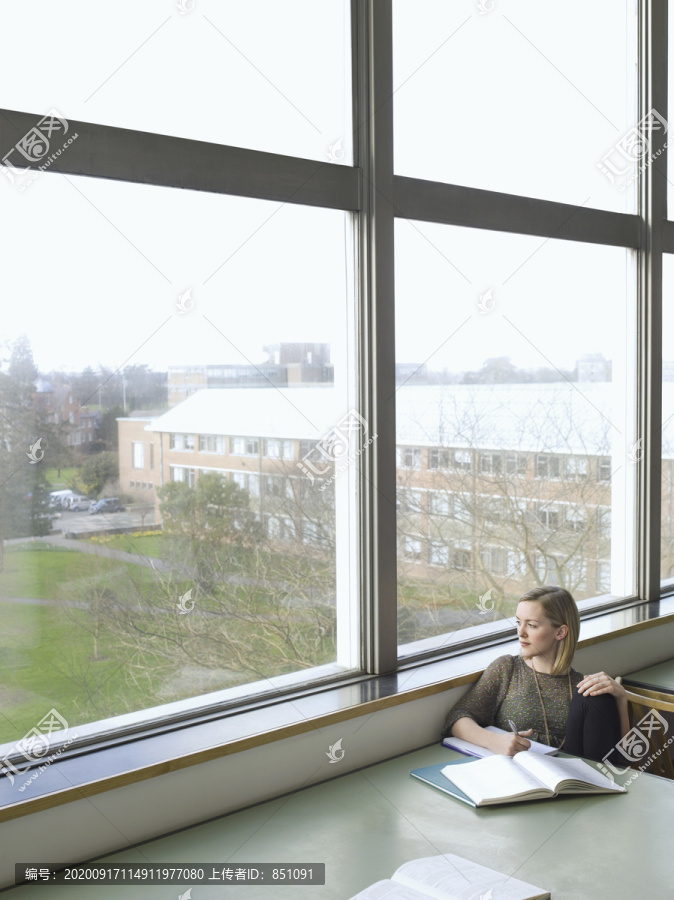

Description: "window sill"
1 594 673 823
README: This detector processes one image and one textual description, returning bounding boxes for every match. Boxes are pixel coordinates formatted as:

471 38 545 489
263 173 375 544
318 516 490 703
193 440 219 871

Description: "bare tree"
396 386 613 643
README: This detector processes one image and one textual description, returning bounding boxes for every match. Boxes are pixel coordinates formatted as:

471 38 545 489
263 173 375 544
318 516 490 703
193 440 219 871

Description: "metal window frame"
0 0 668 705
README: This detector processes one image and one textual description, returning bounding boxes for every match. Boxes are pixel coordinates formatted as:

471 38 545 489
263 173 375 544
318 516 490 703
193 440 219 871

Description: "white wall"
2 621 673 889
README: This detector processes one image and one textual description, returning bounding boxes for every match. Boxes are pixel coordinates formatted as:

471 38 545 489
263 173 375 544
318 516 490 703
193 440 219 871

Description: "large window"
0 169 356 745
0 1 669 759
393 0 636 212
395 221 636 653
0 0 352 164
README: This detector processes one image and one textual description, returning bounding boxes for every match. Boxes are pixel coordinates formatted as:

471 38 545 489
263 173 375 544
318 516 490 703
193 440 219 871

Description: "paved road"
50 505 156 535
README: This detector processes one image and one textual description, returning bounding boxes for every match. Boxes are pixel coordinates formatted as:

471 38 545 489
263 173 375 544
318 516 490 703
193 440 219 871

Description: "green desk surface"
7 745 674 899
623 659 674 693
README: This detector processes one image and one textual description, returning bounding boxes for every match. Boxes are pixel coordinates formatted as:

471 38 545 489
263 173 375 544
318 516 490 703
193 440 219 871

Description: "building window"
199 434 225 453
566 456 588 480
452 450 472 472
402 537 423 561
132 442 144 469
264 439 294 459
428 491 451 517
397 488 423 513
267 515 297 541
479 452 503 476
480 546 508 576
397 446 421 469
429 541 449 566
231 437 259 456
170 434 194 451
452 547 471 571
598 458 612 481
428 448 450 470
171 467 195 488
536 454 562 479
505 453 527 476
535 504 561 530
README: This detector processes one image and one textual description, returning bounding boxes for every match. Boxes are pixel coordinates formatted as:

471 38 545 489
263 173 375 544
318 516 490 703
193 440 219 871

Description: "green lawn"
86 532 165 559
44 467 80 489
0 542 337 745
0 546 163 741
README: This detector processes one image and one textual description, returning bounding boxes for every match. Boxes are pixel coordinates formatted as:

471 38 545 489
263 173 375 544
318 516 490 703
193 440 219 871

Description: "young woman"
443 585 630 762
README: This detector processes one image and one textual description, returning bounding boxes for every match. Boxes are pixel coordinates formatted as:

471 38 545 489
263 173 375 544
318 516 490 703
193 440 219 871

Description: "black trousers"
563 688 623 764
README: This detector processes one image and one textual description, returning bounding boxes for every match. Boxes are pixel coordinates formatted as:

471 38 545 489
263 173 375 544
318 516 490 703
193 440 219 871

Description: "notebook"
412 753 625 807
442 726 558 758
347 852 549 899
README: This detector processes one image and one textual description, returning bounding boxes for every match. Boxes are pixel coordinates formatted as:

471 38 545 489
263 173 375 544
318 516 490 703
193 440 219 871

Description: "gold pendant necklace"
530 662 572 749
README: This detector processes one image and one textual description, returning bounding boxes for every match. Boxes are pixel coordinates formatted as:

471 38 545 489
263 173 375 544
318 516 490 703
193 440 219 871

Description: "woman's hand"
486 728 533 757
450 717 533 756
576 671 627 702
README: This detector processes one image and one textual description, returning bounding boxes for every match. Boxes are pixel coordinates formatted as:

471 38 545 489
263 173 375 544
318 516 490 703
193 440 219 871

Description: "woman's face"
515 600 567 668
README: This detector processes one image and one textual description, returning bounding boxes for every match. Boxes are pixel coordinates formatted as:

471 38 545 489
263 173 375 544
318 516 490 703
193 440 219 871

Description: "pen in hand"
507 718 532 754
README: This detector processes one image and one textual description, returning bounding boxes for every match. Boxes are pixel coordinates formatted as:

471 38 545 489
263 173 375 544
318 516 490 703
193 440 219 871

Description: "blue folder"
410 758 479 808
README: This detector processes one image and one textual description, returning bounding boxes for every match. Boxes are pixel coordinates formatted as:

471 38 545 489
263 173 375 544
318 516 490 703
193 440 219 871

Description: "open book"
440 752 626 807
443 726 558 758
348 853 549 900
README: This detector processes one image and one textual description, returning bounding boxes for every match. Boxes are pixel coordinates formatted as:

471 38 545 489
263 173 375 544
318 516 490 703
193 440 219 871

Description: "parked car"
49 489 75 509
67 495 91 512
89 497 125 515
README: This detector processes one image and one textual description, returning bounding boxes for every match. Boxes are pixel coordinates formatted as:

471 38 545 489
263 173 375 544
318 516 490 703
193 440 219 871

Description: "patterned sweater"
443 654 584 749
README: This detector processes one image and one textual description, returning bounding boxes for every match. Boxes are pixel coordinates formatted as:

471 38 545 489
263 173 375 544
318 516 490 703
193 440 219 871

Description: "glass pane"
0 0 352 165
661 257 674 584
669 0 674 219
393 0 637 212
395 220 636 655
0 174 357 749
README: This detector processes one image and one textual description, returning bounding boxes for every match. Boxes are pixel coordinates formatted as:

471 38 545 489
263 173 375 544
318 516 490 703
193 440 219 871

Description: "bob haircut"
518 585 580 676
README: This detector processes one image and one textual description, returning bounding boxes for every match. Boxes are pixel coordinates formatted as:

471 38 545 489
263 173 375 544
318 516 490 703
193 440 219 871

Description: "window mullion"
355 0 397 673
639 0 666 604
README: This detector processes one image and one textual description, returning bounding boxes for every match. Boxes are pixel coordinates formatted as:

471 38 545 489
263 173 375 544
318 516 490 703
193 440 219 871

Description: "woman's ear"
555 623 568 641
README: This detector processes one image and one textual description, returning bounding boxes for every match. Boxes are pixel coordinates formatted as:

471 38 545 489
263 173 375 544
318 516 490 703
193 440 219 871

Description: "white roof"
396 382 618 455
140 383 674 457
144 387 342 441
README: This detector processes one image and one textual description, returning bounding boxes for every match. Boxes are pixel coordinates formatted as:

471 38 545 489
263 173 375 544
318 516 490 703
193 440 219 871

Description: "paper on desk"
443 726 557 758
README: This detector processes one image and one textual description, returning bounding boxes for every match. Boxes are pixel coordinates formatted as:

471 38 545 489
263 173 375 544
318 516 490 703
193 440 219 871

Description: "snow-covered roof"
140 383 674 458
144 387 341 441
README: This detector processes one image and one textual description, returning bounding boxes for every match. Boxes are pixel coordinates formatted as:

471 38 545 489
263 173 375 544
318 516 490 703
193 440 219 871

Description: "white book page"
442 754 551 805
514 752 626 793
348 879 430 900
444 728 556 758
393 854 549 900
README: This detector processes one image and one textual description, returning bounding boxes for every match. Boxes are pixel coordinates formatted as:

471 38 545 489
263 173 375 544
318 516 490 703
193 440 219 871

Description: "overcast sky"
0 0 647 379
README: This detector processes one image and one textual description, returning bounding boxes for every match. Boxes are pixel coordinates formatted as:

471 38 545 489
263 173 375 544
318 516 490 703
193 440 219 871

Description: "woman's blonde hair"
519 585 579 675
